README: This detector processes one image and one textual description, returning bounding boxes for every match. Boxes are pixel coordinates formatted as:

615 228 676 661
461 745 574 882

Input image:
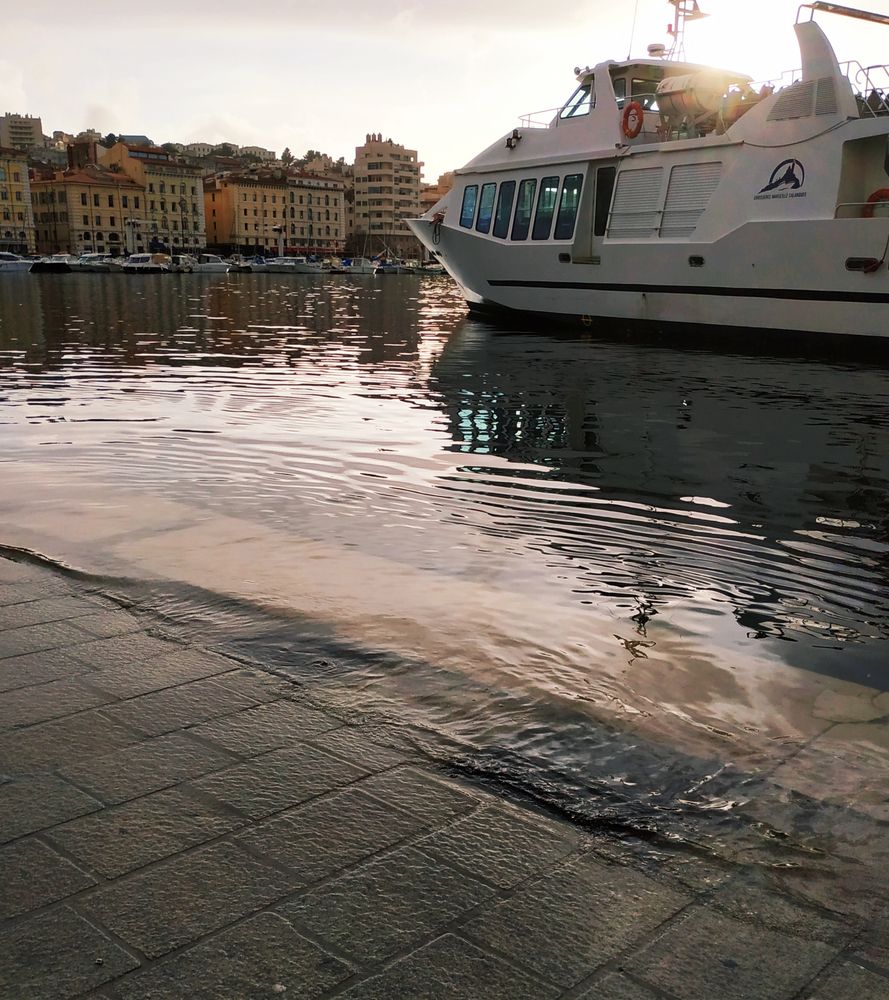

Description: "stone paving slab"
47 786 246 878
79 841 300 959
0 646 94 694
804 960 889 1000
0 594 102 631
0 707 144 777
237 787 424 884
338 934 561 1000
191 697 342 754
98 676 260 738
283 845 495 963
58 731 238 805
0 838 96 919
191 741 369 819
462 854 691 989
111 912 352 1000
0 676 118 732
0 907 139 1000
415 800 583 889
83 648 239 700
634 907 837 1000
575 973 665 1000
0 773 103 843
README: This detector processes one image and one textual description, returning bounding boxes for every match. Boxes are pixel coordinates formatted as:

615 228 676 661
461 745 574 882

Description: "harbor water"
1 271 887 908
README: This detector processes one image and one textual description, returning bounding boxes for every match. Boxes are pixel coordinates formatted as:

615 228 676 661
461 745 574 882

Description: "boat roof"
580 58 752 83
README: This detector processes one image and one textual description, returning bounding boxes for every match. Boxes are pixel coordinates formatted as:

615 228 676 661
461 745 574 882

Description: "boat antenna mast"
666 0 708 60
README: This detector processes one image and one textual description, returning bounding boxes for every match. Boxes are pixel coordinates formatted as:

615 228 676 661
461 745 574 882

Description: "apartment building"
0 113 43 151
99 141 206 251
353 133 423 253
204 170 346 255
30 161 144 255
0 147 36 253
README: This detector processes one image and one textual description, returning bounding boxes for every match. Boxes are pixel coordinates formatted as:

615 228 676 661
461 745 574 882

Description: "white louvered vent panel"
815 77 838 115
767 80 815 120
607 167 663 239
660 162 723 238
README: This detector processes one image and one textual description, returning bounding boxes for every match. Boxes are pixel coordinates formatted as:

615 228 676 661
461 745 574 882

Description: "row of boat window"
459 174 583 241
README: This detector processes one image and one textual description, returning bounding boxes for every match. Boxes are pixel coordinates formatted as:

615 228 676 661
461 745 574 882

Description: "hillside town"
0 111 454 259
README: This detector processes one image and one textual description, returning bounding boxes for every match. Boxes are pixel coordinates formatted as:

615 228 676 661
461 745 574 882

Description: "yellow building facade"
0 147 36 253
99 142 206 252
204 171 346 255
30 163 145 255
353 134 423 252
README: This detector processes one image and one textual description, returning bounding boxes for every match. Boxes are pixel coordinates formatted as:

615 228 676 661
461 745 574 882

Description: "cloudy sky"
3 0 887 180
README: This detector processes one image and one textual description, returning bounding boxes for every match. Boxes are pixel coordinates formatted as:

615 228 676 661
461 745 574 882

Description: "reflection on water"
2 272 888 905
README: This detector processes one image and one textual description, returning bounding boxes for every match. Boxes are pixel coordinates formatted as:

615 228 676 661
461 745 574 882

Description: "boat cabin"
556 58 756 142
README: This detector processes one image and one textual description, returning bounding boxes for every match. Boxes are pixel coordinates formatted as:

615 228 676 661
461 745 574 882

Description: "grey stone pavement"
0 555 887 1000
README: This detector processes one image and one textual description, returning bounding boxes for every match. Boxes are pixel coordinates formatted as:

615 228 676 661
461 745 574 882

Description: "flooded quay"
1 270 887 917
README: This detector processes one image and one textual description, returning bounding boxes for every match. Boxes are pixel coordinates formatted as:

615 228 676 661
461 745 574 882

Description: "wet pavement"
0 553 887 1000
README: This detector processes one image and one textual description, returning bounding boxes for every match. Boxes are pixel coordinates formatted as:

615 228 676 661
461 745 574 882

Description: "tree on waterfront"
281 147 294 167
100 133 118 148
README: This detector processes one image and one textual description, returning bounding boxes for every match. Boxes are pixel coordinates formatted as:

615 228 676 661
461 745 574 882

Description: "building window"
532 176 560 240
511 179 537 240
80 193 87 206
93 194 100 207
134 197 140 208
159 182 165 193
83 215 89 225
459 185 478 228
122 195 128 208
107 194 114 207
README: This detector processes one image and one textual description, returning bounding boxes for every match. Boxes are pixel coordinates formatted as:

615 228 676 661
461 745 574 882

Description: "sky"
3 0 889 181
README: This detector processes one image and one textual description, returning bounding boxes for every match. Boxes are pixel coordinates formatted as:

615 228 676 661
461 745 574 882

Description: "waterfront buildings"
203 169 346 255
99 142 207 252
30 154 144 256
353 134 423 254
0 146 36 253
0 113 43 151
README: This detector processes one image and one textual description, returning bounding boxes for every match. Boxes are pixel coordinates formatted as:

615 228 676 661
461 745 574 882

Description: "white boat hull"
410 207 889 341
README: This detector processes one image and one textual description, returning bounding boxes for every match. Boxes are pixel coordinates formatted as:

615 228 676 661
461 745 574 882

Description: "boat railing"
519 108 561 128
753 60 889 116
835 200 889 218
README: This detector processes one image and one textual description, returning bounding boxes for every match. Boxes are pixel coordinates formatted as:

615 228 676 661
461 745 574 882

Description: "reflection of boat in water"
431 320 889 685
30 254 80 273
410 1 889 339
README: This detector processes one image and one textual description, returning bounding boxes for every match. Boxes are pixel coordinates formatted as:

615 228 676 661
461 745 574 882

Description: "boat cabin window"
554 174 583 239
560 82 594 119
511 179 537 240
492 180 516 239
476 183 497 234
532 176 560 240
613 76 660 110
460 185 478 228
594 166 616 236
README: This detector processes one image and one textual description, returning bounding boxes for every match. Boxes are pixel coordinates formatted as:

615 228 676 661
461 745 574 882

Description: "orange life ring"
863 188 889 218
621 101 644 139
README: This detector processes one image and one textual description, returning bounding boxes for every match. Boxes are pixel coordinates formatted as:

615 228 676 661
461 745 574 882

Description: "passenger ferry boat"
408 2 889 339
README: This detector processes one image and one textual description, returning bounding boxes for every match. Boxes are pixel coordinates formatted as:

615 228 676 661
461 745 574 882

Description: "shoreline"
1 551 887 998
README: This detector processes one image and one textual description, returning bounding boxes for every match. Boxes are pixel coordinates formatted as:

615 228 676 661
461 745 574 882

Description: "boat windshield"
560 82 594 119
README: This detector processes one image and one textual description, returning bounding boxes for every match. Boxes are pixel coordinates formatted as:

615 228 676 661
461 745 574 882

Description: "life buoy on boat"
862 188 889 218
621 101 644 139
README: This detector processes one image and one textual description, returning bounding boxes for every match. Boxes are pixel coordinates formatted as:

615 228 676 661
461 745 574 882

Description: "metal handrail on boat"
835 200 889 218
